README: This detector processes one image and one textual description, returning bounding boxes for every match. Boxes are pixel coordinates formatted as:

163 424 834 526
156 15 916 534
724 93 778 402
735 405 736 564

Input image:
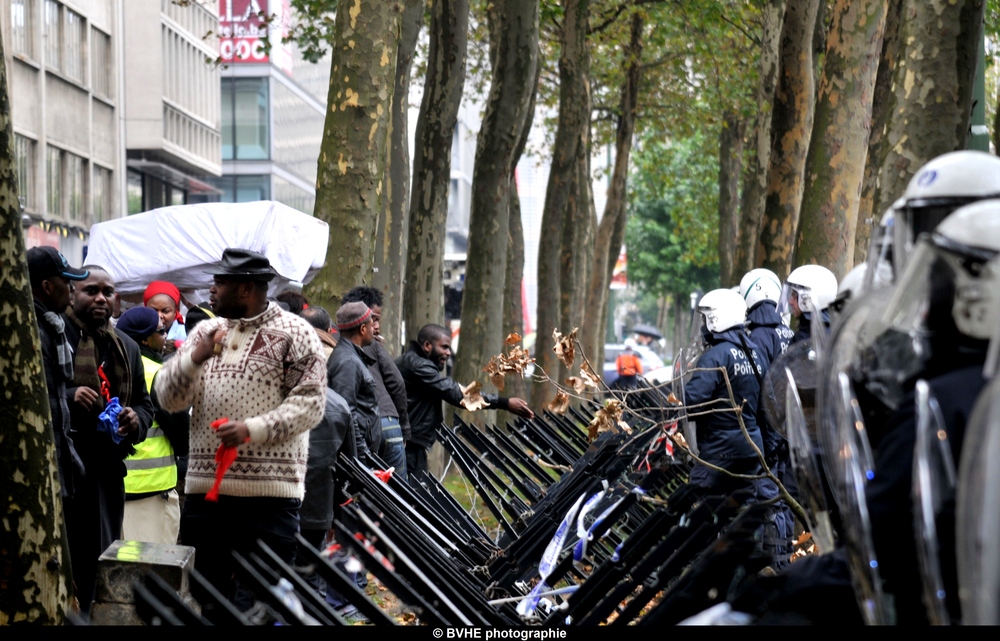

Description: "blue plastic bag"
98 397 125 444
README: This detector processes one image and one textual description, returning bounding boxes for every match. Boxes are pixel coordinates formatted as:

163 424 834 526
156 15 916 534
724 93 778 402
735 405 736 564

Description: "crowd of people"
25 148 1000 625
28 245 534 618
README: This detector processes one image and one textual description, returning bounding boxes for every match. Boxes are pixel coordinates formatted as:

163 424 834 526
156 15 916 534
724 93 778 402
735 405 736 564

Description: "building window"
43 1 86 83
47 146 62 216
44 0 60 71
11 0 33 59
127 169 143 215
92 29 112 98
14 135 35 211
93 166 111 223
221 78 270 160
67 154 84 222
63 8 84 82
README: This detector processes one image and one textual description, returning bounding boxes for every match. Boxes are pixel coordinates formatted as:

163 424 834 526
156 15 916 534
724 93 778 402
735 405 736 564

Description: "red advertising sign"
218 0 291 71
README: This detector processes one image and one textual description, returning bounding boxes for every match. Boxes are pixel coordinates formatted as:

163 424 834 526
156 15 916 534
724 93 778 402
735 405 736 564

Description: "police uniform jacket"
684 327 766 462
747 300 795 366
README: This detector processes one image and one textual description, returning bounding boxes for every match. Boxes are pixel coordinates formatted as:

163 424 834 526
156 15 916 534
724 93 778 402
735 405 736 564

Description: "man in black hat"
154 248 327 604
27 246 89 517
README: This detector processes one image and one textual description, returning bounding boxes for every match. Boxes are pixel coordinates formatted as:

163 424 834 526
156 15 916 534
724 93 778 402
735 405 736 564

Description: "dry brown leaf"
460 380 489 411
546 391 570 414
667 392 681 405
794 531 813 547
566 377 586 394
552 327 579 369
505 332 522 345
587 399 625 442
481 343 536 392
580 361 601 388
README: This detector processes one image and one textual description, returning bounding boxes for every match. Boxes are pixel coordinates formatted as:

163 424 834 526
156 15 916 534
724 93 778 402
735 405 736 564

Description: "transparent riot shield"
912 380 957 625
810 307 829 364
760 341 818 440
676 344 704 457
833 372 890 624
956 375 1000 624
785 367 835 554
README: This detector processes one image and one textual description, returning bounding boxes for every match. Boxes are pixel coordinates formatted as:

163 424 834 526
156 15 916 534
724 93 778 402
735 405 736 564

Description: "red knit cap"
144 280 184 323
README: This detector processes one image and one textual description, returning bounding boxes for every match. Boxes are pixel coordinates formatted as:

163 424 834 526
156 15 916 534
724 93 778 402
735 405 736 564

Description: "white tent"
86 201 329 302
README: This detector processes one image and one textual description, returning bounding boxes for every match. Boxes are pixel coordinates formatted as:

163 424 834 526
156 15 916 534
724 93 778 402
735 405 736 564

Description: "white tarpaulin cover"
86 201 329 298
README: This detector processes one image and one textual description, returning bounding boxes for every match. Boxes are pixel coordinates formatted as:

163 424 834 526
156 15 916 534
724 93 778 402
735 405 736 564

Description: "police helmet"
739 268 782 310
778 265 838 316
697 289 747 333
895 151 1000 276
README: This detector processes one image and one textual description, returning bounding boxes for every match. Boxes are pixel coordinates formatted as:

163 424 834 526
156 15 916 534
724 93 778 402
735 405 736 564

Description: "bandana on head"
143 280 184 324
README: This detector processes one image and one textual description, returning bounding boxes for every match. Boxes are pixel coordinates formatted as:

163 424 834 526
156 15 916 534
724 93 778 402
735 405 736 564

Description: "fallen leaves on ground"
553 327 578 369
460 381 489 411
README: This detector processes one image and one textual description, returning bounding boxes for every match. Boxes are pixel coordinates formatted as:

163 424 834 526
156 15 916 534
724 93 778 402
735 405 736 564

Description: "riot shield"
785 367 835 554
956 375 1000 624
816 290 885 507
912 380 957 625
675 343 704 456
761 341 818 440
833 372 889 624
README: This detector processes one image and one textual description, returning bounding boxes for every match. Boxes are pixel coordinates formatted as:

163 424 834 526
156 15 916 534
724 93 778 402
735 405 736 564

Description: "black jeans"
181 494 300 605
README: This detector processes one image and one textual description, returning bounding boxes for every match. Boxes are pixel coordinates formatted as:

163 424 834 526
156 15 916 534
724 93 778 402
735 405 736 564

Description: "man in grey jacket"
327 302 379 459
342 286 410 480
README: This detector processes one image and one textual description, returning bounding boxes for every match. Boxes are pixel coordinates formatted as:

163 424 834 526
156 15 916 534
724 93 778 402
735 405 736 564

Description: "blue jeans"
377 417 407 482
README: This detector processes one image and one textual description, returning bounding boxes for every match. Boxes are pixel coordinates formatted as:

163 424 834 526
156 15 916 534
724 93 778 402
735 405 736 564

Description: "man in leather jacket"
327 302 379 458
396 324 533 474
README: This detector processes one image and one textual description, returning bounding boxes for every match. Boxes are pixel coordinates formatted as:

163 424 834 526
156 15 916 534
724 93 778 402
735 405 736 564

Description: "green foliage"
625 133 720 298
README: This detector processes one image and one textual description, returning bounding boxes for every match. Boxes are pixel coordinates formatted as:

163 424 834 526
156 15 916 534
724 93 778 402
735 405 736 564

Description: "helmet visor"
894 200 971 275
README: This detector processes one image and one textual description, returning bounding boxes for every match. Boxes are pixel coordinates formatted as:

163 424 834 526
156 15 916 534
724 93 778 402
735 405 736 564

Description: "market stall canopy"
86 201 329 299
629 323 663 340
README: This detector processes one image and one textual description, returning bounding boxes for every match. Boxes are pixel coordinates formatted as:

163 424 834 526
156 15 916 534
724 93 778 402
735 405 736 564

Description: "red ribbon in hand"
206 417 238 502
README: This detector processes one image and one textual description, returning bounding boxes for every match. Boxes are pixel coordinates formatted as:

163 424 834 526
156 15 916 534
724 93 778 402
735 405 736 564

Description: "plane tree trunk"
794 0 888 275
452 0 540 393
402 0 469 335
310 0 402 310
0 32 73 623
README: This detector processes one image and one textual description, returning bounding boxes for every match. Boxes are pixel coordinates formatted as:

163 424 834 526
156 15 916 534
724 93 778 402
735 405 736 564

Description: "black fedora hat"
203 248 278 281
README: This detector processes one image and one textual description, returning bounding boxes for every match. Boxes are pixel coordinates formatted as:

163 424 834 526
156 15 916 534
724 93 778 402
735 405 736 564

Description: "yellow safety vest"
124 355 177 494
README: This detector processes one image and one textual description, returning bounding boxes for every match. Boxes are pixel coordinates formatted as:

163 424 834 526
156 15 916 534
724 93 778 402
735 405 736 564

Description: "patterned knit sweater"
155 302 326 499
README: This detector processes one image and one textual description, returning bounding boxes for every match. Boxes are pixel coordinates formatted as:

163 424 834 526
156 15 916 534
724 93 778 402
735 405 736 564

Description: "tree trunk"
452 0 539 394
502 184 528 408
718 112 745 287
757 0 821 278
855 0 903 265
500 65 541 417
402 0 469 336
531 0 590 408
794 0 887 276
0 33 73 623
581 10 642 372
871 0 985 219
309 0 403 311
374 0 423 355
734 0 786 277
557 146 587 383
